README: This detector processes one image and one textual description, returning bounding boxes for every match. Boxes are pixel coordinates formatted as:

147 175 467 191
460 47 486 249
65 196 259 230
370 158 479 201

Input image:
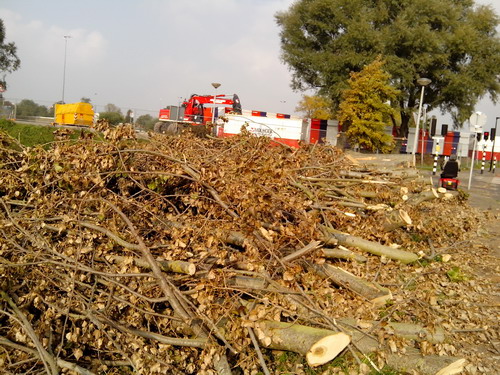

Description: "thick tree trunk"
399 110 411 138
256 321 350 367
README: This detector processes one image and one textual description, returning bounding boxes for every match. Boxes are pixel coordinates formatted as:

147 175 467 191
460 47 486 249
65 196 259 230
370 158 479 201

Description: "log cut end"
435 358 467 375
306 332 350 367
382 209 412 232
371 291 393 307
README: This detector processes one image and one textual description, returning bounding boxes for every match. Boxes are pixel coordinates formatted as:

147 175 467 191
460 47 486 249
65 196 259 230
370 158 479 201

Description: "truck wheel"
153 122 164 133
165 123 182 135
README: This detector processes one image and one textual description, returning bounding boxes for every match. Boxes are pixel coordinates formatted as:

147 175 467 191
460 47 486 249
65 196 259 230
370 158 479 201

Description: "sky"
0 0 499 129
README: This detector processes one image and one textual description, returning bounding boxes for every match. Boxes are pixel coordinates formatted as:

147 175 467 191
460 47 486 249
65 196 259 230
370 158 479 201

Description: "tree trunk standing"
398 93 416 138
399 111 411 138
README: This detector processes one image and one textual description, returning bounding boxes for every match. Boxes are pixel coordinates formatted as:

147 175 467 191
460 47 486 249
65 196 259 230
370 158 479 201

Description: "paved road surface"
346 151 499 212
433 170 499 213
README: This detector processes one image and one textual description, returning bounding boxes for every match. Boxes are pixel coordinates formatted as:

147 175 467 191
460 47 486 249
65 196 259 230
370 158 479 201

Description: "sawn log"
256 321 350 367
321 227 418 264
310 263 392 306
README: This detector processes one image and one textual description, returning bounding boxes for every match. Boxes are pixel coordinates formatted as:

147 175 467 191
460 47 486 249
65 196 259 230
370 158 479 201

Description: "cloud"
0 1 303 115
0 8 107 67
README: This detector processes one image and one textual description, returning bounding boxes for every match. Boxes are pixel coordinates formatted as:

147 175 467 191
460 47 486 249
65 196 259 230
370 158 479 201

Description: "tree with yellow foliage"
337 58 399 153
295 95 332 119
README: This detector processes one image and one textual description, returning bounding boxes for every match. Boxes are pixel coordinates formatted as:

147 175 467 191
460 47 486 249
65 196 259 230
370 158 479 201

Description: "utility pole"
61 35 72 103
211 82 221 124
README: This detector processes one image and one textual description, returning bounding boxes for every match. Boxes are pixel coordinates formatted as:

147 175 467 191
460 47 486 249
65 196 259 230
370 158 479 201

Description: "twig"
75 220 142 251
95 314 207 348
281 240 322 263
100 198 237 355
300 176 395 184
0 336 96 375
245 326 271 375
289 180 315 200
116 148 239 218
0 292 59 375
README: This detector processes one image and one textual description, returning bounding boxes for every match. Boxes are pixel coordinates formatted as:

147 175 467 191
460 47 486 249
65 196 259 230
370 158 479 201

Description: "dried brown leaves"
0 126 496 374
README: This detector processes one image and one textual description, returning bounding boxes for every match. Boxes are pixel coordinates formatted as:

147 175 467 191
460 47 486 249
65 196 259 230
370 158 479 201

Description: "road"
345 151 499 212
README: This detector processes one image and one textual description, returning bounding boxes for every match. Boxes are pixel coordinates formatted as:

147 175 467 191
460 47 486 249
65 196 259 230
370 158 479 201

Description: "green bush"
0 120 100 149
136 114 157 131
99 111 124 125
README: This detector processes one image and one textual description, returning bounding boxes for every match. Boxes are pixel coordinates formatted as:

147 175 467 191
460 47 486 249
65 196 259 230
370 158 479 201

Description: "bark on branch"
281 240 322 263
321 246 368 263
321 226 418 264
381 209 412 231
341 324 465 375
406 188 439 206
309 263 392 307
106 254 196 275
256 320 350 367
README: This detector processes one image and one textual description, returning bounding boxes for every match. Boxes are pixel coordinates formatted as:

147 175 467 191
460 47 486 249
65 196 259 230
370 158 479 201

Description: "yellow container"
54 102 94 126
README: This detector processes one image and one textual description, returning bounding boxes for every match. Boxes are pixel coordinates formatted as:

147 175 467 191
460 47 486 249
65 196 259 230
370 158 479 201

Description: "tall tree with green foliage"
338 58 398 153
104 103 121 114
99 112 124 125
0 19 20 90
295 95 332 119
275 0 500 136
136 114 156 130
16 99 50 117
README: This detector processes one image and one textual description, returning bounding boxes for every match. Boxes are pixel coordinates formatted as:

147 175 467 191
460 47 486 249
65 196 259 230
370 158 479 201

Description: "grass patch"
271 347 403 374
0 119 104 148
446 266 469 282
0 119 56 148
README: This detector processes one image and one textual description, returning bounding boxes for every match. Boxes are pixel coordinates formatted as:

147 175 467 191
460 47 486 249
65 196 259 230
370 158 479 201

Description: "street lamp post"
211 82 221 124
411 78 432 167
490 117 499 171
420 104 428 165
62 35 72 103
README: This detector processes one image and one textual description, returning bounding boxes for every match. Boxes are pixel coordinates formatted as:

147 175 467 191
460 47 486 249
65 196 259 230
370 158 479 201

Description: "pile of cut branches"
0 125 494 374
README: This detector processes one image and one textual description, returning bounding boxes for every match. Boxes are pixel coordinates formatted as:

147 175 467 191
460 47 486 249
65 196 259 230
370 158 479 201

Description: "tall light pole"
420 104 428 165
62 35 72 103
211 82 221 124
411 77 432 166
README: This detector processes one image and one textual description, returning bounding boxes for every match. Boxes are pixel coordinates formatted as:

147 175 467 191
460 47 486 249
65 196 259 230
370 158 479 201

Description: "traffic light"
491 128 496 139
430 117 437 136
441 124 448 136
484 131 490 141
476 133 482 142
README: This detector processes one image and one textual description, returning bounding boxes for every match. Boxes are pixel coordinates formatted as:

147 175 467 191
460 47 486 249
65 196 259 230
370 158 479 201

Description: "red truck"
154 93 242 134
